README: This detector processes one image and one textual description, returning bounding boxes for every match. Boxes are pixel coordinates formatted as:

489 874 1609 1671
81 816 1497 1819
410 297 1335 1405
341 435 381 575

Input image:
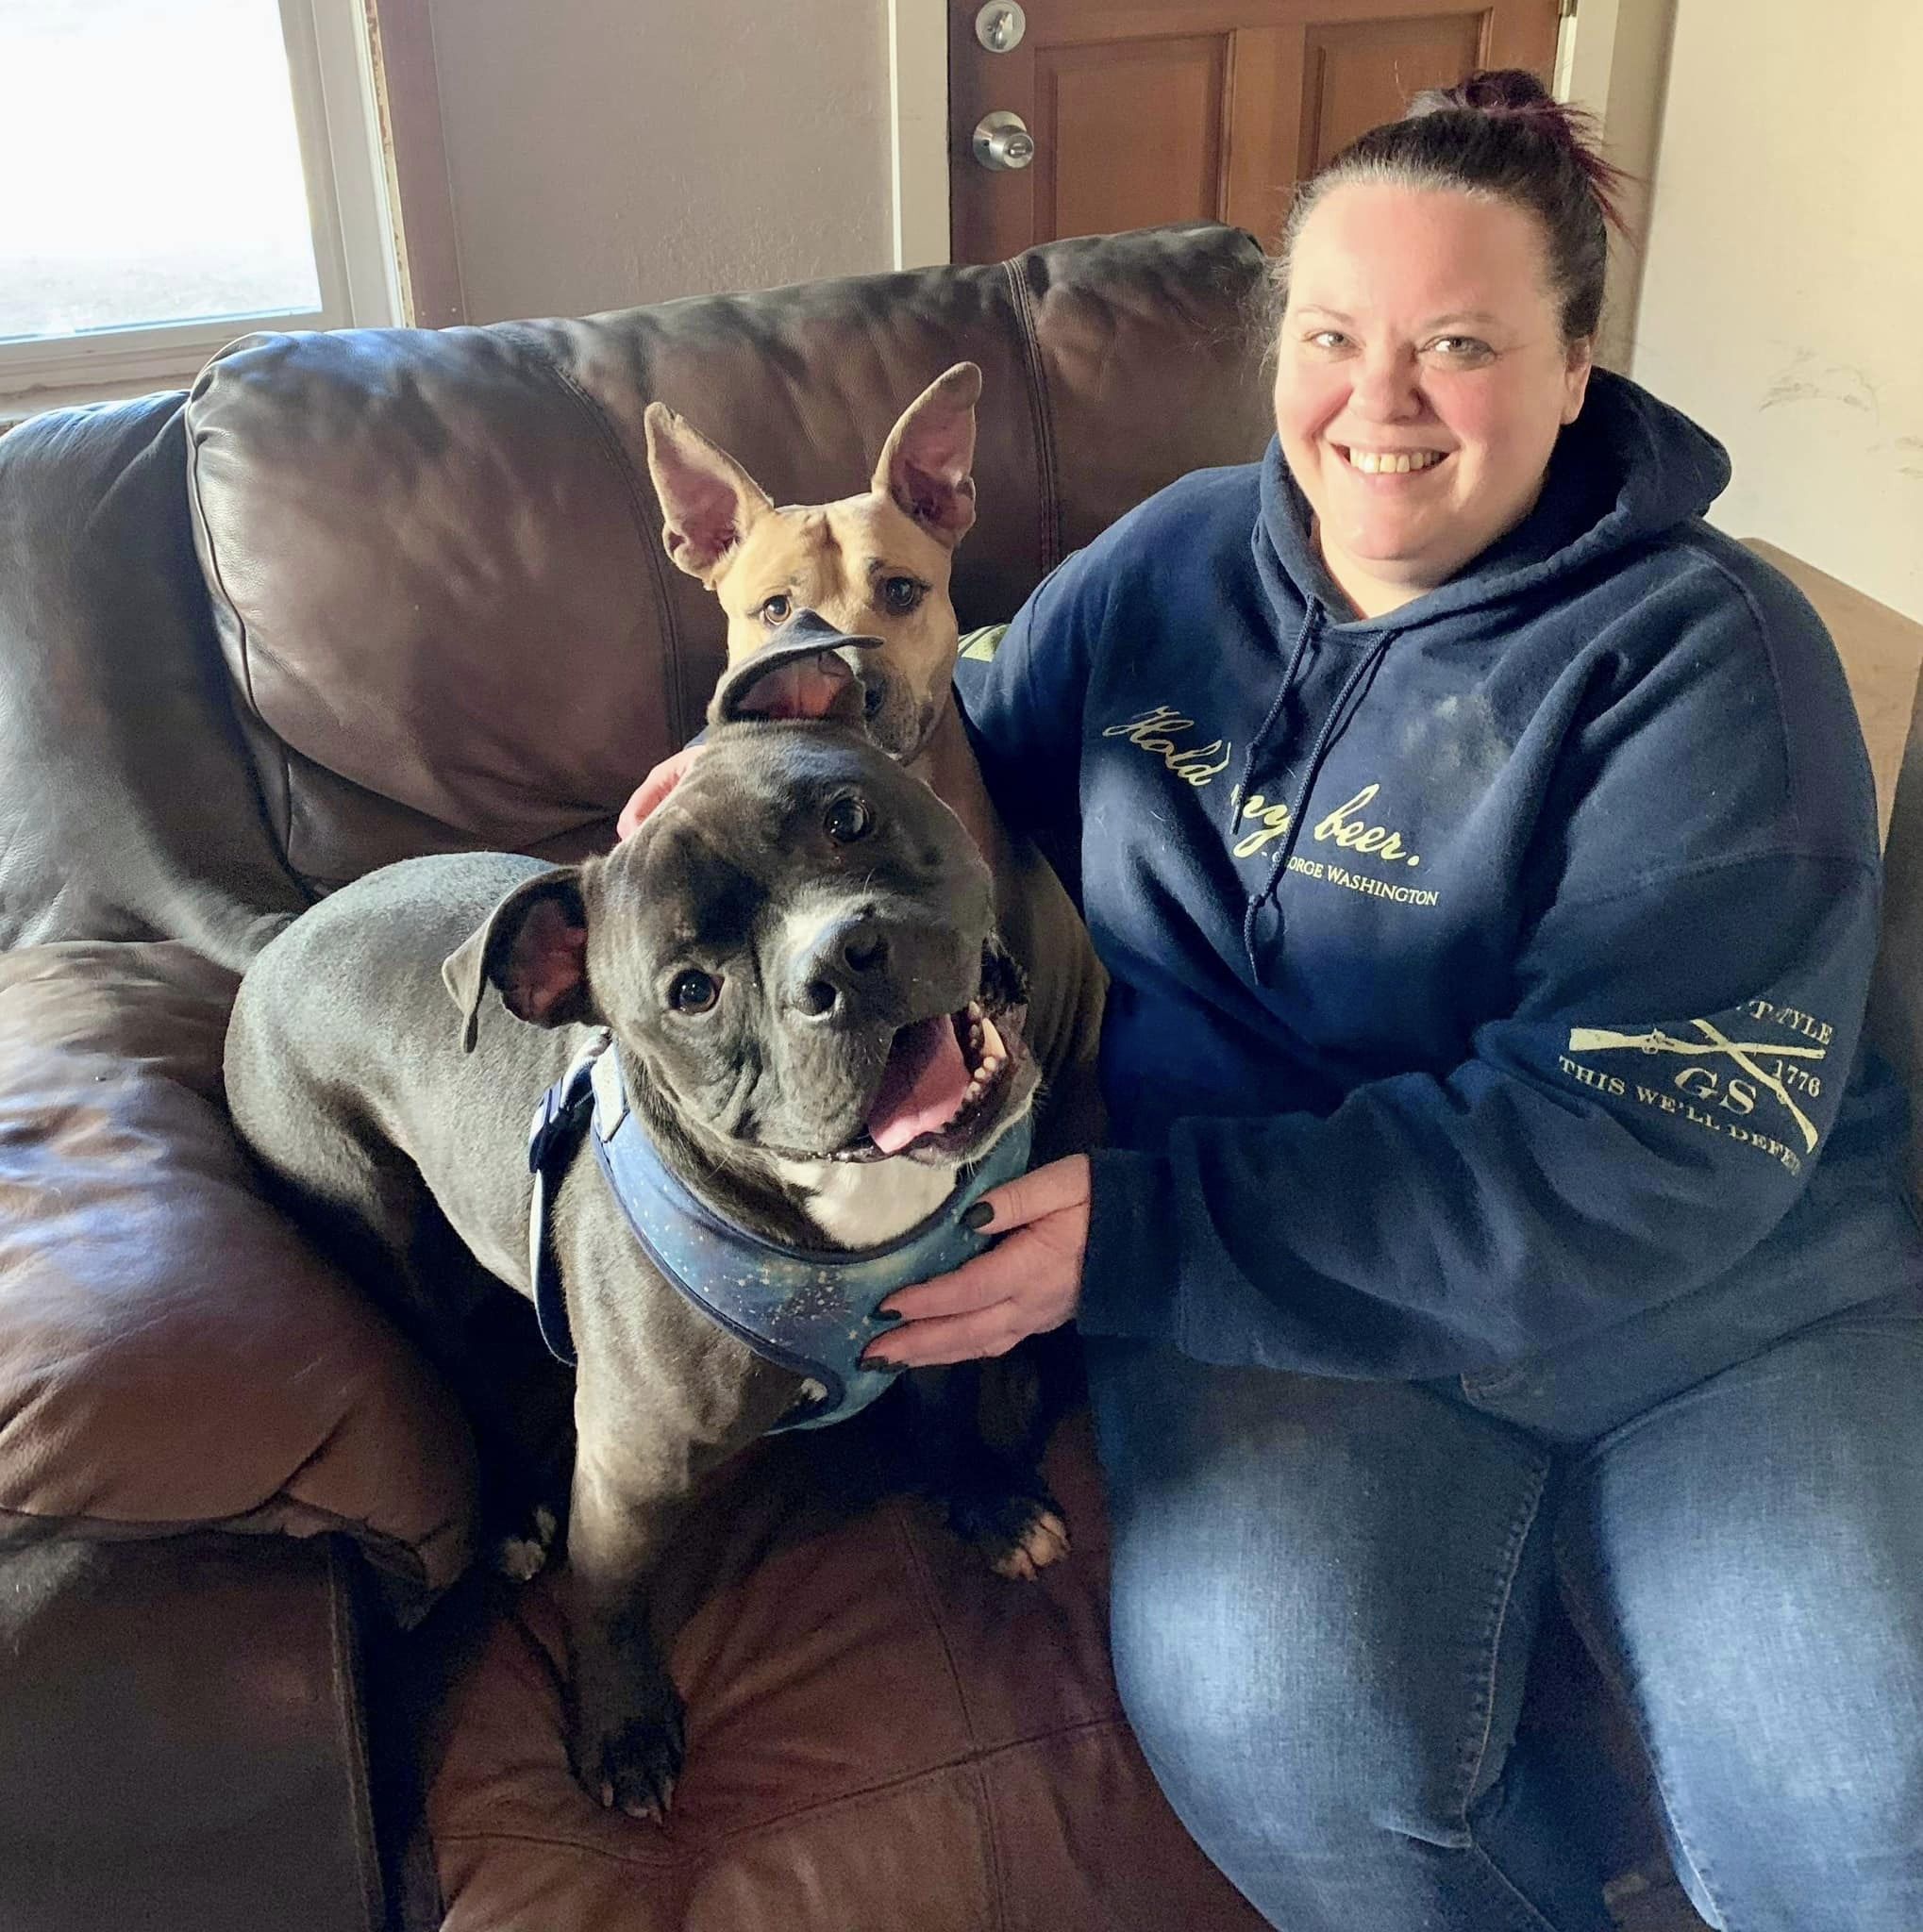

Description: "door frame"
887 0 1671 304
890 0 954 270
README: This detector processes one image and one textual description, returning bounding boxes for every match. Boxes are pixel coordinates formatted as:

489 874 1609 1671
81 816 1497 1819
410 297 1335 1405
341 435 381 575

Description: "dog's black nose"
794 915 890 1018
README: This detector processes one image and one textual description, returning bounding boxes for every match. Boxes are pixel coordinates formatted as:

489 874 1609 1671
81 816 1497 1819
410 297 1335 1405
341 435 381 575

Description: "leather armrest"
0 1533 387 1932
0 941 474 1604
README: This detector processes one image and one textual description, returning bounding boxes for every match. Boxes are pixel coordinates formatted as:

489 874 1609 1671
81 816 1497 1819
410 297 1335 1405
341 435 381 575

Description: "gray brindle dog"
225 625 1068 1820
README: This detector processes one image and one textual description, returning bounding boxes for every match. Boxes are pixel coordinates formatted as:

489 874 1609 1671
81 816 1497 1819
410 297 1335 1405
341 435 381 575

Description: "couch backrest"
183 224 1273 899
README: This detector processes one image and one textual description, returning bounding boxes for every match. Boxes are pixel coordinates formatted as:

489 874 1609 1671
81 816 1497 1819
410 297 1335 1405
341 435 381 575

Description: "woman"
630 75 1923 1931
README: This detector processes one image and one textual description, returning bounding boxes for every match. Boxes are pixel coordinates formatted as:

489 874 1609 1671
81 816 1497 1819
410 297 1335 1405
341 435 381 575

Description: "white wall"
1630 1 1923 621
427 0 895 324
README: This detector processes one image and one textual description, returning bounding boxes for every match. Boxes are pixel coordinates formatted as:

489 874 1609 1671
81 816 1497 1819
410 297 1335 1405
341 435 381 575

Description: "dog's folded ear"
707 611 885 732
442 868 595 1053
872 362 980 548
644 401 776 583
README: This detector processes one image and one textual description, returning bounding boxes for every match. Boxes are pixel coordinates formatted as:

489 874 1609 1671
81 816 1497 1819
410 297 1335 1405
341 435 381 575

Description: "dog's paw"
490 1503 560 1582
573 1694 686 1824
948 1491 1072 1582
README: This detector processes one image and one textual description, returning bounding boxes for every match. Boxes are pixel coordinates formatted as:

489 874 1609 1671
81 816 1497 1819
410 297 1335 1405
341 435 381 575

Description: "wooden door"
949 0 1563 263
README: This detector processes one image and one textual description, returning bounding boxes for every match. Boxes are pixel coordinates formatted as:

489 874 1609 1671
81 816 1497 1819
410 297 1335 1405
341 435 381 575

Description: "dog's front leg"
560 1436 694 1820
904 1357 1072 1581
560 1325 797 1821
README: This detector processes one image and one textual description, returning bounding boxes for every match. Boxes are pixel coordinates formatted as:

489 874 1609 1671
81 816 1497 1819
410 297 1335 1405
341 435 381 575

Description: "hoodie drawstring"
1241 626 1398 979
1241 608 1319 788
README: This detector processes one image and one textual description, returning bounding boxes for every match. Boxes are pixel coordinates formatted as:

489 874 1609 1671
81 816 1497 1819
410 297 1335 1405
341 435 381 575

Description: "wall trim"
889 0 951 270
1557 0 1677 372
362 0 468 325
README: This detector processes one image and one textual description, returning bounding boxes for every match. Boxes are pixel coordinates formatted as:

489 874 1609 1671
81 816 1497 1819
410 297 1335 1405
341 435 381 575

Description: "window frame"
0 0 404 414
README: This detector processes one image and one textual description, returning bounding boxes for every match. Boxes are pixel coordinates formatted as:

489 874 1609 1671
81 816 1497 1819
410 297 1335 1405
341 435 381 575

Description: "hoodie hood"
1256 368 1733 632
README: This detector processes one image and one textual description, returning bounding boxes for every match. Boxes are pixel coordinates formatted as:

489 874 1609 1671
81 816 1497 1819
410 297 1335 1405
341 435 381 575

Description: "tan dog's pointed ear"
644 401 776 582
871 362 980 548
442 868 595 1052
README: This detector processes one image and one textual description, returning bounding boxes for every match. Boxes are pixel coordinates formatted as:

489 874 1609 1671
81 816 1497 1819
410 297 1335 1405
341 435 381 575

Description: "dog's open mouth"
834 947 1029 1164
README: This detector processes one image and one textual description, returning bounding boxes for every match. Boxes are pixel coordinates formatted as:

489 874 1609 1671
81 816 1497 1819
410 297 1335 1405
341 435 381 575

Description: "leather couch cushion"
419 1415 1264 1931
0 942 474 1600
184 225 1271 894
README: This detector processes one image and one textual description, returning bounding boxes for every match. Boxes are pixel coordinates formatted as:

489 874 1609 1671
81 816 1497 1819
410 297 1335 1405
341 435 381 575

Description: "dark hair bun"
1411 69 1557 119
1406 68 1626 234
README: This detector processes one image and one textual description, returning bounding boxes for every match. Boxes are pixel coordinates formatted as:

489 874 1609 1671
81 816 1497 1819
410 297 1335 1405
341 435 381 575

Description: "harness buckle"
527 1037 608 1176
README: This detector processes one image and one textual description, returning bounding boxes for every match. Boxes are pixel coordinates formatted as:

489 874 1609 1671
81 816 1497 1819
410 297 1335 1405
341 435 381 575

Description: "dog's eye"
758 594 792 625
669 969 720 1014
879 576 924 616
824 795 874 844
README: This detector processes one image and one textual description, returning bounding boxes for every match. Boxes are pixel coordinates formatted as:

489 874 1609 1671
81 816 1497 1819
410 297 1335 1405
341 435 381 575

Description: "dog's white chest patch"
774 1153 961 1248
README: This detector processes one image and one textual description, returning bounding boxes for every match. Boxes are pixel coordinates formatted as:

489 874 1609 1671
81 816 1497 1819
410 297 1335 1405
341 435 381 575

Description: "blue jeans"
1088 1290 1923 1931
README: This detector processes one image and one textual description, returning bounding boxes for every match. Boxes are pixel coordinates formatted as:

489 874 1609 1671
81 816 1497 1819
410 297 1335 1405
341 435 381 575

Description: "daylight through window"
0 0 397 403
1 0 324 341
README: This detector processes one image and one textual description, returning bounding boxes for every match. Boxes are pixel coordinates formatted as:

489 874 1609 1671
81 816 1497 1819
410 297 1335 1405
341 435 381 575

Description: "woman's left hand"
863 1154 1092 1370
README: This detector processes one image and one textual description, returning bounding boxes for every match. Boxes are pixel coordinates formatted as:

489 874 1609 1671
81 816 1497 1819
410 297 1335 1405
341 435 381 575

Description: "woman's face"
1273 181 1593 618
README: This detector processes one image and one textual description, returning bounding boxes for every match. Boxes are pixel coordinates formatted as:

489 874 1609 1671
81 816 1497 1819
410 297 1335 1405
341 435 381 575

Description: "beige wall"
1630 1 1923 622
427 0 895 325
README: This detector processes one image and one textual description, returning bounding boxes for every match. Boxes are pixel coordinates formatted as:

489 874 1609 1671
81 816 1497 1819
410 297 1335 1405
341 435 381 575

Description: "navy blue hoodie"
957 371 1923 1436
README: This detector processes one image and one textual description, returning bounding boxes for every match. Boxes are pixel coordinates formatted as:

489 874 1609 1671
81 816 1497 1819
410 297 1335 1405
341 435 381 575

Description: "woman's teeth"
1344 447 1444 475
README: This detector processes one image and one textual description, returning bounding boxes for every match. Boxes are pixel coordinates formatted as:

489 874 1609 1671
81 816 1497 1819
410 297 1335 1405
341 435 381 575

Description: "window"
0 0 400 411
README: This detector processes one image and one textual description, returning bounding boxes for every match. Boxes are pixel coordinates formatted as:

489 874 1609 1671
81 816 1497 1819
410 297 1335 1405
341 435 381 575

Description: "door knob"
972 111 1036 173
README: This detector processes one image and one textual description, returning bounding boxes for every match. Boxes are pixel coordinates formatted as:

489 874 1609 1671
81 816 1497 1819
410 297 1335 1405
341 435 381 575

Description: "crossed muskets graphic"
1564 1019 1825 1153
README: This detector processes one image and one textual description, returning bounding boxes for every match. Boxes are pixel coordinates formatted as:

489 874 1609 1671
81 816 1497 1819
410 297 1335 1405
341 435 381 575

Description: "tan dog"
642 366 1105 1162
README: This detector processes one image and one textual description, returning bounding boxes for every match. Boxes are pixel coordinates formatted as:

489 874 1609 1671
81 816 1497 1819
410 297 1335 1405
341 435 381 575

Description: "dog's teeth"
963 1079 982 1103
978 1015 1005 1062
981 1053 1003 1077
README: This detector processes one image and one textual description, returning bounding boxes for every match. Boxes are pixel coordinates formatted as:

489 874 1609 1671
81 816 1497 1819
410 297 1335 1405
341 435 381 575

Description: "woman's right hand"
616 745 706 839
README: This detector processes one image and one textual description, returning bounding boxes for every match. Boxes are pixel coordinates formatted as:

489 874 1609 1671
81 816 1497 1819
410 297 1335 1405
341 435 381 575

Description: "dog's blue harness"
527 1034 1031 1430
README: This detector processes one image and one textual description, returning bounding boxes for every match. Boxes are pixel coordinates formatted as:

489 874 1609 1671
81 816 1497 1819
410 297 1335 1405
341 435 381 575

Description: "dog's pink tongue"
866 1015 969 1155
735 656 849 721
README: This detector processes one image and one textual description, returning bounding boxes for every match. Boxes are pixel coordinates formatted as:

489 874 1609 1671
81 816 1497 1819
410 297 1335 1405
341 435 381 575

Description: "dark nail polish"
963 1200 995 1231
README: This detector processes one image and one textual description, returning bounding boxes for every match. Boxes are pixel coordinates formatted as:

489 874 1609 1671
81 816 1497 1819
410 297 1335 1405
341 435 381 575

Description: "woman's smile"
1332 444 1451 476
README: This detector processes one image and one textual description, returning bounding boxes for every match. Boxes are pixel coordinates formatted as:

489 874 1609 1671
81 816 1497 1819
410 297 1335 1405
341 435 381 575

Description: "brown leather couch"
3 223 1918 1932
